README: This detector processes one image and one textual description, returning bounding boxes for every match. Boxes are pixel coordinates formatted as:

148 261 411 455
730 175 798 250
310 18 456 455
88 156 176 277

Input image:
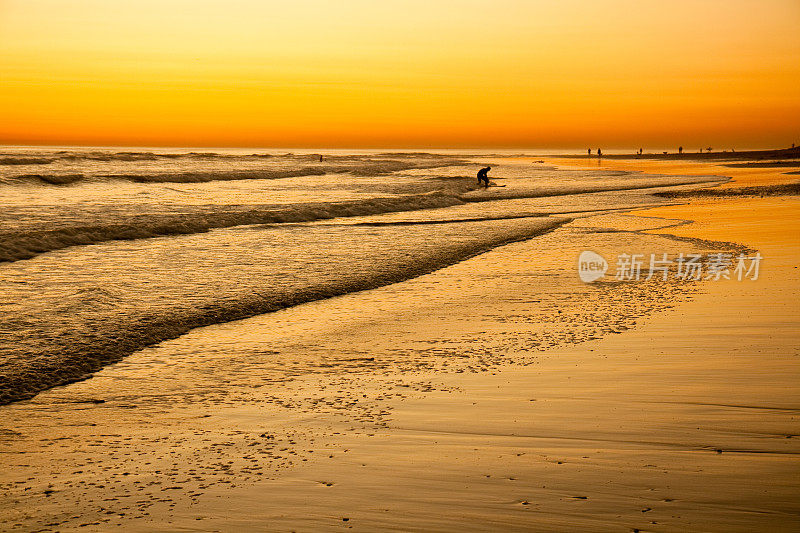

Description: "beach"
3 0 799 529
1 150 799 531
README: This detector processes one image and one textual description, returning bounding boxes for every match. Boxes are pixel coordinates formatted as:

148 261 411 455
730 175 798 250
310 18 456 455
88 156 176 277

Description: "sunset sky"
1 0 798 149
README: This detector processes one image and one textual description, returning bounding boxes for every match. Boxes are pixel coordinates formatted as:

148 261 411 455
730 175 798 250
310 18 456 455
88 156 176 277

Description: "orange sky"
1 0 799 149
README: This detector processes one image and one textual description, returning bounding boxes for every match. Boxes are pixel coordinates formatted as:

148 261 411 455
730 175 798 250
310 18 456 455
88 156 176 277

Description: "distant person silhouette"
597 149 602 157
678 146 683 154
588 148 591 156
477 166 491 187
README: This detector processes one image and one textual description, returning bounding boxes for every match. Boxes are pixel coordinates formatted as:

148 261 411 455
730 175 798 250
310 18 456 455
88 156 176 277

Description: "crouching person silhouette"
477 166 491 187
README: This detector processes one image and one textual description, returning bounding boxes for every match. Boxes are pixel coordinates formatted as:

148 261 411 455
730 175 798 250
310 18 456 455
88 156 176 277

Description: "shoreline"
547 146 800 161
1 156 798 530
171 165 799 531
541 155 800 189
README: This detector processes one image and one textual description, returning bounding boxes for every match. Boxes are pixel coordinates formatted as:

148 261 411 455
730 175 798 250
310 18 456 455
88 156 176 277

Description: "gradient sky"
1 0 799 148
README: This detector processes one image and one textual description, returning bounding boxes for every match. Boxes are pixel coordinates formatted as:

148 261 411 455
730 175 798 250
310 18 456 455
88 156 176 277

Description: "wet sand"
544 156 800 188
1 159 798 531
167 194 800 531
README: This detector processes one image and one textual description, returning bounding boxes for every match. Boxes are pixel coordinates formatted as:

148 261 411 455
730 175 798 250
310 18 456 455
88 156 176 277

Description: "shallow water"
0 209 741 530
0 148 724 403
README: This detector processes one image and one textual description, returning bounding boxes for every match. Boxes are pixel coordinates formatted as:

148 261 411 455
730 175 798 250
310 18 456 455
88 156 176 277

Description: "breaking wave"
0 191 469 262
0 217 566 405
2 161 461 185
0 157 55 165
0 151 252 165
0 175 726 263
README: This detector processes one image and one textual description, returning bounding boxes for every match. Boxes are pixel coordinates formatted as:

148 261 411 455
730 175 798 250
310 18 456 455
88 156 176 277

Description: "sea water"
0 147 723 403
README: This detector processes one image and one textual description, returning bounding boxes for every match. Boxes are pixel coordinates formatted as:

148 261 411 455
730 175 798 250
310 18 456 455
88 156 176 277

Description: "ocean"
0 147 725 404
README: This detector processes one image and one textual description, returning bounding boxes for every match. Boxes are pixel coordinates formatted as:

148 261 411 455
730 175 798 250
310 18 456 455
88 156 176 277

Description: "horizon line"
1 142 791 153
